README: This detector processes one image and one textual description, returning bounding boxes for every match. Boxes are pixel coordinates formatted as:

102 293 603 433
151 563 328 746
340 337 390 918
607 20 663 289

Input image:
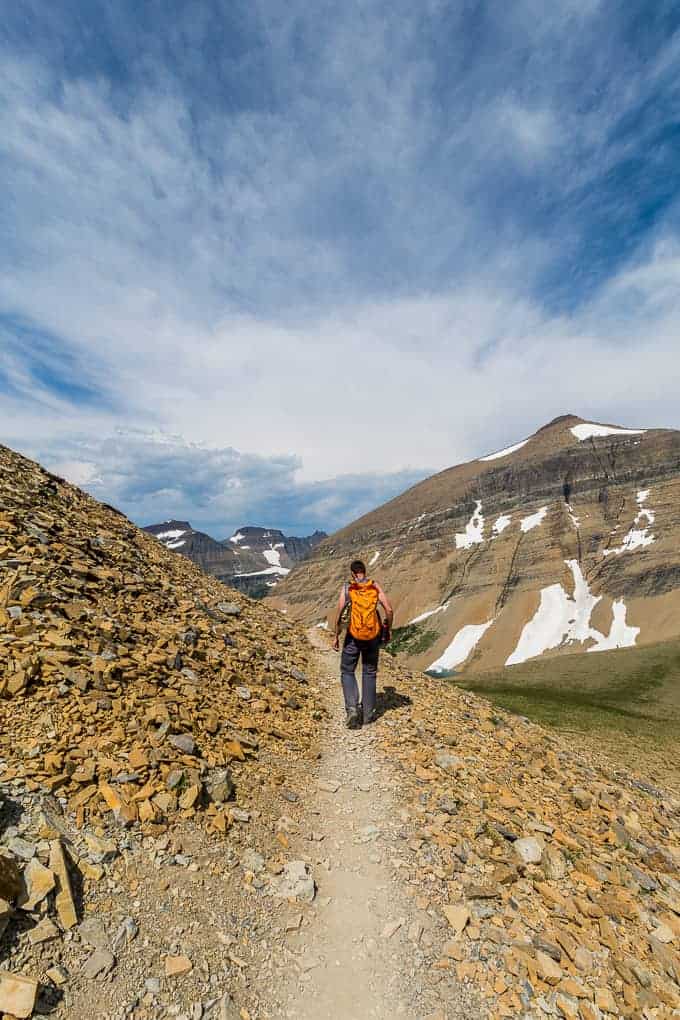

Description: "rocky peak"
145 520 327 599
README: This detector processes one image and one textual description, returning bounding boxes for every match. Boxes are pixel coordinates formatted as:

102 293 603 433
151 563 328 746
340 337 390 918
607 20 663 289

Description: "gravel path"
263 630 483 1020
273 632 416 1019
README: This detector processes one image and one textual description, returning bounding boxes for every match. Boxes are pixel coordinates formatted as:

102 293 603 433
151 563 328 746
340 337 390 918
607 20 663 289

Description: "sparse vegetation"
452 637 680 793
386 623 438 657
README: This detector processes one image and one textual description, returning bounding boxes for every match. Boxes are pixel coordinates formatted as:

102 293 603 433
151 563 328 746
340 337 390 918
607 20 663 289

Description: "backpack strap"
340 582 351 623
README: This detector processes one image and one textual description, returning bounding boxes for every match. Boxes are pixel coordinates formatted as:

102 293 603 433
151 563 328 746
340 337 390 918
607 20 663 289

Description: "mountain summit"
271 415 680 673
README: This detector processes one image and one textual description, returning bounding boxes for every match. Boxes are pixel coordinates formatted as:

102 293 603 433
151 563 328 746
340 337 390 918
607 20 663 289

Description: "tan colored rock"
572 788 593 810
165 955 193 977
543 847 568 881
0 969 38 1018
555 992 579 1020
535 949 563 985
83 834 117 860
49 839 78 929
559 978 589 998
178 784 201 810
442 904 470 935
99 781 137 825
654 922 675 944
19 858 55 910
82 949 115 979
573 946 593 972
28 917 59 944
45 965 68 987
594 987 617 1013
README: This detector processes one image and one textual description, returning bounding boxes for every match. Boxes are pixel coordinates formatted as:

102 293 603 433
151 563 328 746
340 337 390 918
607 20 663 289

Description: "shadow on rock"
373 686 412 721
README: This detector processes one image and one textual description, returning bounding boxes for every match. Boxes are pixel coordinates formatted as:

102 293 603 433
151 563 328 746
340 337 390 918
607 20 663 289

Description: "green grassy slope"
452 638 680 794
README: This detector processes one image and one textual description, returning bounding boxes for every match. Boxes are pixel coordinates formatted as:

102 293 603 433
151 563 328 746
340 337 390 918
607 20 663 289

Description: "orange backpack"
346 580 381 640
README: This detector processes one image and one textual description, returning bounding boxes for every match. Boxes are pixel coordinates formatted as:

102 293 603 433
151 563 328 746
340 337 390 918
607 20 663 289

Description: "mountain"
270 414 680 673
144 521 326 597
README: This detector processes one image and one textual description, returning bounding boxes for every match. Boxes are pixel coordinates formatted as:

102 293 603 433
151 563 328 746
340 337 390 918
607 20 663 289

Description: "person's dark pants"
340 632 380 719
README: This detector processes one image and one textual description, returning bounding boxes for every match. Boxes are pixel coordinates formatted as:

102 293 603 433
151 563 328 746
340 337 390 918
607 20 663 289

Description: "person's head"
350 559 366 580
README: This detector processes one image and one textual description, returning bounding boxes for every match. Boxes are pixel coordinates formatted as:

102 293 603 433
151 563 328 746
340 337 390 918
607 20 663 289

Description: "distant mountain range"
144 521 326 597
271 414 680 673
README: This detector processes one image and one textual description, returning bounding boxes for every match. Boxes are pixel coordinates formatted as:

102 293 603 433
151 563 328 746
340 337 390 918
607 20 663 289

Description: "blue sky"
2 1 680 538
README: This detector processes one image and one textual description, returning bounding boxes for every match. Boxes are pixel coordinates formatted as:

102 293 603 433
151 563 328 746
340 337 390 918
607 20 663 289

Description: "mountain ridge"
270 414 680 674
144 520 326 598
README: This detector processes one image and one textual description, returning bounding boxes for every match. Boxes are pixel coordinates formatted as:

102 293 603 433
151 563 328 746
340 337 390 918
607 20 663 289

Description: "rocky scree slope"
0 443 321 1018
144 523 325 599
272 415 680 675
366 647 680 1019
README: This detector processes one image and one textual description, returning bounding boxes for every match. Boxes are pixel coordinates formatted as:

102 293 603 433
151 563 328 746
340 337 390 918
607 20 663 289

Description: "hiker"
332 559 394 729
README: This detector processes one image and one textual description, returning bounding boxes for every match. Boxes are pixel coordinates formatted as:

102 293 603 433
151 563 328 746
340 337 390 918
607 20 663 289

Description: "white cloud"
500 102 559 161
27 428 425 537
2 2 680 536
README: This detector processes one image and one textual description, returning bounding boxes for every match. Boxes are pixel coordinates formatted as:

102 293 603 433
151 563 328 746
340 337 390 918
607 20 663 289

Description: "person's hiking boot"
346 706 362 729
357 701 376 725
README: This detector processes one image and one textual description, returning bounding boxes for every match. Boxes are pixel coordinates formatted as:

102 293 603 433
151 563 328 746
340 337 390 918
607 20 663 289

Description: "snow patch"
492 514 512 536
230 532 246 544
506 559 638 665
263 547 283 567
604 489 655 555
566 504 580 529
571 423 646 441
156 529 186 541
234 565 291 578
428 620 495 673
166 539 186 550
408 602 450 626
369 550 380 566
456 501 484 549
520 506 548 533
480 439 529 462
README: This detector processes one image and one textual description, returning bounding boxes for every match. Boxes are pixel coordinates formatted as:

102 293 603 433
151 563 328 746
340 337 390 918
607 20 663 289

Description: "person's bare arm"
375 584 394 629
332 587 347 650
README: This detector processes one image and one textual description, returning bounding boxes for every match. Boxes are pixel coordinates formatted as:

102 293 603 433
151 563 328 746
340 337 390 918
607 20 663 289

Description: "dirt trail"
270 631 423 1020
